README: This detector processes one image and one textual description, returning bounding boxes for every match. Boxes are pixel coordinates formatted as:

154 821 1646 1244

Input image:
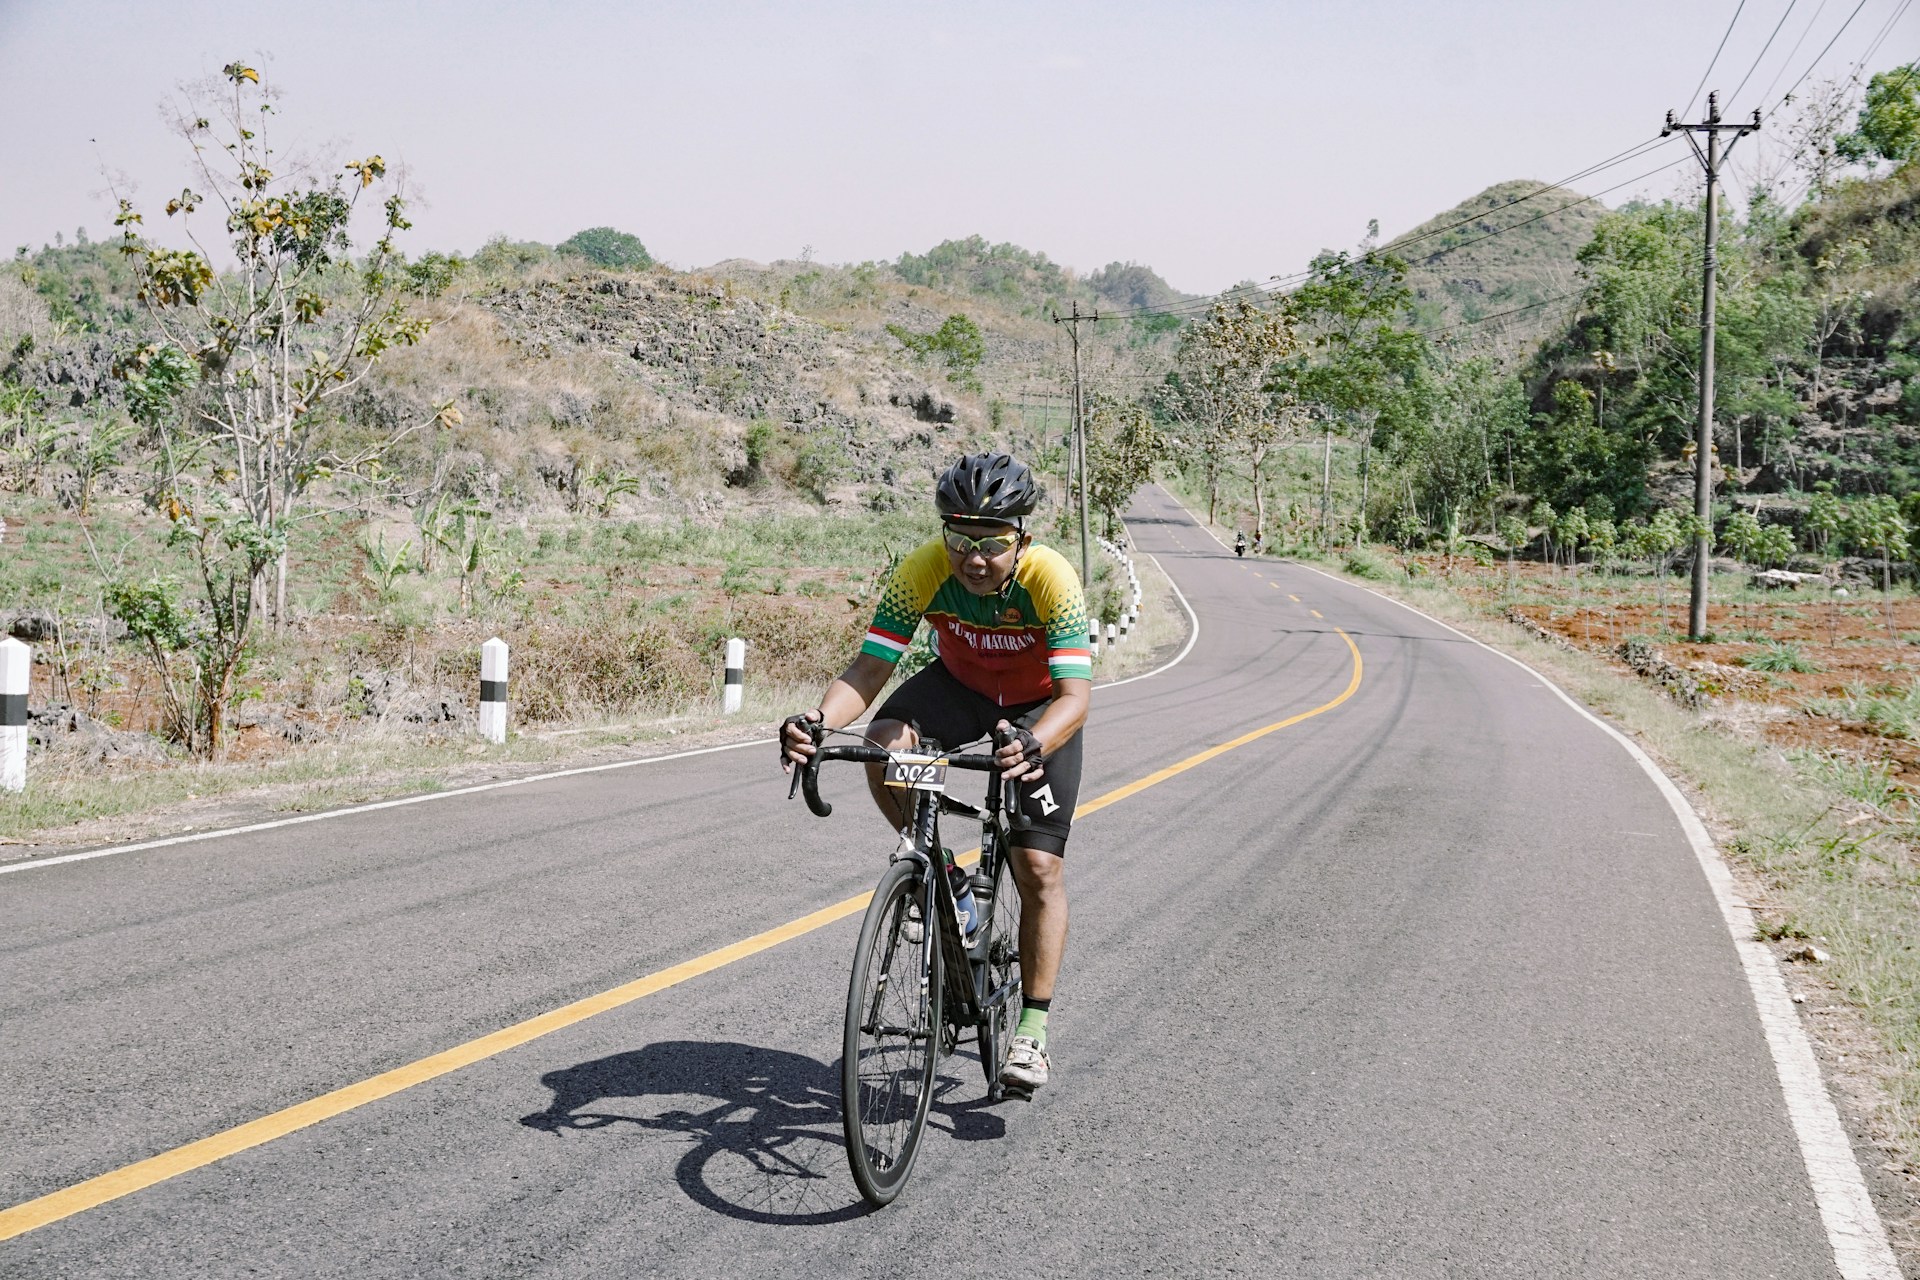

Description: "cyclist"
781 452 1090 1093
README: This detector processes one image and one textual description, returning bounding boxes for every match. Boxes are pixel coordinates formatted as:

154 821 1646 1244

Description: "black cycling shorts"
872 660 1083 857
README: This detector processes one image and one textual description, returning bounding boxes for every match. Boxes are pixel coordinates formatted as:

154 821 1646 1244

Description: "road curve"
0 485 1885 1277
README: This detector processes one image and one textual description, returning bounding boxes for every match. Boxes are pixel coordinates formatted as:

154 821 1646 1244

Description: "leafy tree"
1586 515 1621 574
1528 498 1556 563
1388 355 1522 537
1627 509 1686 619
557 226 652 270
111 62 442 756
1836 63 1920 167
1496 513 1529 588
1808 486 1845 554
1756 522 1795 568
1162 299 1292 525
1285 250 1427 537
1551 506 1590 569
1083 393 1166 538
1851 493 1910 592
1721 508 1765 568
886 314 985 390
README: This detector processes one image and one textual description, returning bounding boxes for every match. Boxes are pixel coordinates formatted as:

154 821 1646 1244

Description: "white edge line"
3 524 1201 879
1097 546 1201 691
0 736 773 876
1285 556 1900 1280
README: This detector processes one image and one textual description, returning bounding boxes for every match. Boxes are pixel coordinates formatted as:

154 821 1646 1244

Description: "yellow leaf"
223 62 259 84
436 403 464 429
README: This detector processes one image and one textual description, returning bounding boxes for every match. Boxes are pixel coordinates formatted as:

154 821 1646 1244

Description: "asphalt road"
0 486 1880 1277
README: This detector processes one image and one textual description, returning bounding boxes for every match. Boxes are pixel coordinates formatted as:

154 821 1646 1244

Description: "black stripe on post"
724 669 744 686
480 680 507 704
0 693 24 727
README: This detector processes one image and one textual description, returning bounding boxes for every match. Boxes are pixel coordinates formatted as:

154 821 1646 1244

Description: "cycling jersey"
861 539 1091 706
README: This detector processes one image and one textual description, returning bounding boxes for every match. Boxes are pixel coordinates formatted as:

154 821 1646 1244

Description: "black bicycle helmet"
934 453 1040 523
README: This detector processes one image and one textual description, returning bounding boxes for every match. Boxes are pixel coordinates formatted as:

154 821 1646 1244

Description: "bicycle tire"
843 857 943 1206
977 836 1024 1098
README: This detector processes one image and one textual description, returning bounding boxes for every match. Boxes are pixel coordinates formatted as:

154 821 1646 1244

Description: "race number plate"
883 753 949 792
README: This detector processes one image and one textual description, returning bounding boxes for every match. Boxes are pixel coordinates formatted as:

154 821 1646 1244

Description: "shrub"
1343 549 1388 579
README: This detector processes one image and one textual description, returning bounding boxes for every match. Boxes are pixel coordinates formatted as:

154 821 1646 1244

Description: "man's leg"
861 717 916 828
1011 844 1067 1003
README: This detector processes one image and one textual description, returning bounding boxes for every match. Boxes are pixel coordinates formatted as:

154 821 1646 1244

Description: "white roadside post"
723 637 746 714
1118 611 1129 644
1107 621 1118 649
1 637 27 792
1089 620 1102 661
479 637 508 745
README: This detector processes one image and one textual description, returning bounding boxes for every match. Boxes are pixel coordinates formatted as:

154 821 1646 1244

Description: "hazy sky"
2 0 1912 294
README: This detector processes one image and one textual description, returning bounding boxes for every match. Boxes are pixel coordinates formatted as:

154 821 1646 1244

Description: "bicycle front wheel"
843 858 943 1206
977 840 1024 1096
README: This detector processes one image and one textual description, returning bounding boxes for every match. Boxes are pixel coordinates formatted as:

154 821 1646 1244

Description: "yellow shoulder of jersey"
1015 542 1082 596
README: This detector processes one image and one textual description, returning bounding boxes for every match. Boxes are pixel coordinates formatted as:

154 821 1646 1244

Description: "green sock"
1016 1006 1048 1045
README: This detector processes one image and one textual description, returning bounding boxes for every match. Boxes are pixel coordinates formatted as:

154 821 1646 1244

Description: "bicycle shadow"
519 1040 1009 1224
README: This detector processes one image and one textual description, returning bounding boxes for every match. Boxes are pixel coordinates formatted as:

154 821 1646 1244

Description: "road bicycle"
789 723 1025 1207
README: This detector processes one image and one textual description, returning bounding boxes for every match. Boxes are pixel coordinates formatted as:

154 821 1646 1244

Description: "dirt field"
1443 562 1920 798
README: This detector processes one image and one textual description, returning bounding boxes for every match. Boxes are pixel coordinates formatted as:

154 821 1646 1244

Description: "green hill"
1391 180 1607 341
891 237 1194 319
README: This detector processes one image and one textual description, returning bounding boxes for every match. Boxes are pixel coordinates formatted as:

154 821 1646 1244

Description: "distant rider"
781 452 1090 1092
1234 531 1247 557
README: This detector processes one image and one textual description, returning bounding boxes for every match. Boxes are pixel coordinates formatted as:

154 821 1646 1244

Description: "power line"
1688 0 1752 117
1754 0 1834 107
1727 0 1801 109
1770 0 1873 113
1854 0 1916 70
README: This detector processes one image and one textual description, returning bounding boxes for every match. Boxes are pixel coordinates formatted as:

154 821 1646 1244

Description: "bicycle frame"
797 737 1020 1037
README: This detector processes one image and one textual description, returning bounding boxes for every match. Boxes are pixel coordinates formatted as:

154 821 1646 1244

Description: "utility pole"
1665 91 1758 641
1053 301 1099 592
1319 429 1333 548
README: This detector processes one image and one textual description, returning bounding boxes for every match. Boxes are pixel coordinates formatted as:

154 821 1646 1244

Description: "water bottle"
948 860 978 939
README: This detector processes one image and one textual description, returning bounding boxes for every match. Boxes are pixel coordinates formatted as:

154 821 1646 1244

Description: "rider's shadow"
520 1041 1007 1224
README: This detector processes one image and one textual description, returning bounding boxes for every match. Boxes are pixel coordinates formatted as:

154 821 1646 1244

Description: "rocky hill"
1391 180 1607 346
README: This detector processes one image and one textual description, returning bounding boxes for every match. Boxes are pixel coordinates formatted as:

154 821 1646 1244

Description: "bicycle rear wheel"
976 840 1024 1098
843 858 943 1206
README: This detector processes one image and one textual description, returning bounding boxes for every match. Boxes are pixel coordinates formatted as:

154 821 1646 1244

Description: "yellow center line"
1311 609 1324 619
1 628 1363 1242
1269 582 1280 590
1288 594 1300 602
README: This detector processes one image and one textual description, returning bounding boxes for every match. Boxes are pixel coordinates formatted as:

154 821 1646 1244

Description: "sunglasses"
942 527 1020 556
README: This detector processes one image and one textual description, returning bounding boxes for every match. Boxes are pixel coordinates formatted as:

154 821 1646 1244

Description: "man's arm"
782 652 896 768
818 653 896 729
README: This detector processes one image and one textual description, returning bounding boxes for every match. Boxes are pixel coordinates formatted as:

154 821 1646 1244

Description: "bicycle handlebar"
788 728 1007 819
